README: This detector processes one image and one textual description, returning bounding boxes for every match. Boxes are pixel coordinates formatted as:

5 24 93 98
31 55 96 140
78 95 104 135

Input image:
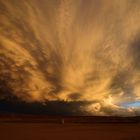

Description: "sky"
0 0 140 116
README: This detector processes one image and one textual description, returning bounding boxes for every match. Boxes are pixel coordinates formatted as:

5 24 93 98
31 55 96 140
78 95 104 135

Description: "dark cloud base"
0 98 92 115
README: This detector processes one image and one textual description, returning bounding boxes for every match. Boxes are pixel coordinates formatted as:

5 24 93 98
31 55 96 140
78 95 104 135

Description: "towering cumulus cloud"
0 0 140 116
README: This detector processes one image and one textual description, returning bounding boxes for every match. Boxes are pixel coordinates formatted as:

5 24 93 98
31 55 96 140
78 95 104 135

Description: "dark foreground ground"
0 115 140 140
0 123 140 140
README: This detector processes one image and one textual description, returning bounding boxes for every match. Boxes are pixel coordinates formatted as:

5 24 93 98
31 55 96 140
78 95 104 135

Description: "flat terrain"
0 123 140 140
0 115 140 140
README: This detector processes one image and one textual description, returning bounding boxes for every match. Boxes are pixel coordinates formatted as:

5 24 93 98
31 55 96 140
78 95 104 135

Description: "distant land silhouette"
0 114 140 124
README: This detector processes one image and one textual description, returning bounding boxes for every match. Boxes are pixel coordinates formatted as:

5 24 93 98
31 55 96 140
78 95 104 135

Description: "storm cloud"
0 0 140 116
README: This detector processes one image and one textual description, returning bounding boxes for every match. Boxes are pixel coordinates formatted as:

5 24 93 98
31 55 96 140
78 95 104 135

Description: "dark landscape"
0 100 140 140
0 115 140 140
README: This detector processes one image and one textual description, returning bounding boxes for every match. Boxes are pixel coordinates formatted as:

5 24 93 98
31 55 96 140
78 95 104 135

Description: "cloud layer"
0 0 140 116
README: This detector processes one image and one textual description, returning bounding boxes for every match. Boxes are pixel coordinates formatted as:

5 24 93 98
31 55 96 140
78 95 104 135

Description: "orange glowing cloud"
0 0 140 116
